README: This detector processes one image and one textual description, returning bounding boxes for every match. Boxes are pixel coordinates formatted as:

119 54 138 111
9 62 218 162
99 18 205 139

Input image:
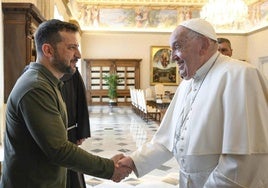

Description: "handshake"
110 154 135 182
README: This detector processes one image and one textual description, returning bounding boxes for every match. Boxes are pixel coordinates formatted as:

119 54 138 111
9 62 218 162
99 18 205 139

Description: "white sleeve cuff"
130 142 173 177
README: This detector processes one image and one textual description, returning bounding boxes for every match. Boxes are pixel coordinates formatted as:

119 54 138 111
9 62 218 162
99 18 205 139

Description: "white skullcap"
179 18 217 41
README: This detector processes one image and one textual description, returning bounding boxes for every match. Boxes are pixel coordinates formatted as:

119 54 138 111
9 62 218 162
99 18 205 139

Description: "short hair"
217 37 232 48
34 19 79 54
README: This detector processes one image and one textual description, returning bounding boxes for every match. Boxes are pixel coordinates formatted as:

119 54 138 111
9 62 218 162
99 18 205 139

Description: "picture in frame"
150 46 179 85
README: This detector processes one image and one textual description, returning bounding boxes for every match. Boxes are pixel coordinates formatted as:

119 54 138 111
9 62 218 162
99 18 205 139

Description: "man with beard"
60 63 90 188
118 18 268 187
1 19 131 188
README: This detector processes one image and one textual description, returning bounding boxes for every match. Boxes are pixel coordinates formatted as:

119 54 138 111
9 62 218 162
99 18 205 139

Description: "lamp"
200 0 248 25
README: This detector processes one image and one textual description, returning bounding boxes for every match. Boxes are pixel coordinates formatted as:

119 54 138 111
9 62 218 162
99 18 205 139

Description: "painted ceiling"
66 0 268 33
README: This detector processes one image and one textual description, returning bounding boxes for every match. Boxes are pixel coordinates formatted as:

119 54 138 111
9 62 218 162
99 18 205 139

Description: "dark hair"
34 19 79 54
217 37 232 48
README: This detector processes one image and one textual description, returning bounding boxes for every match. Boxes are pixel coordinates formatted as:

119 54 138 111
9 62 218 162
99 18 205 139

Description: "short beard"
69 64 77 74
51 51 72 74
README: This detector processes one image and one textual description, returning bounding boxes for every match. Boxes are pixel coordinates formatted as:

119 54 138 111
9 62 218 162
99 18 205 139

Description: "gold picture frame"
150 46 179 86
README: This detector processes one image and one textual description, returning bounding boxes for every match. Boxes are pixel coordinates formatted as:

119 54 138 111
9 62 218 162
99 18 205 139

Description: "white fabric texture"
130 52 268 187
179 18 218 41
154 52 268 155
131 142 173 177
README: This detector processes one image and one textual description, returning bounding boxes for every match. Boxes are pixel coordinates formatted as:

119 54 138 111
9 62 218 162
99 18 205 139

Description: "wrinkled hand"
111 154 132 182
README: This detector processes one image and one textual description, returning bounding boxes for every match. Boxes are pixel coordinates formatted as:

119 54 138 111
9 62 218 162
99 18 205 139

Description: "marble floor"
82 105 180 188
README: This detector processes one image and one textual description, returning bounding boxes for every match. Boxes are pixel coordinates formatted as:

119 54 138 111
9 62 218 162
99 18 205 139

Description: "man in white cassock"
118 18 268 187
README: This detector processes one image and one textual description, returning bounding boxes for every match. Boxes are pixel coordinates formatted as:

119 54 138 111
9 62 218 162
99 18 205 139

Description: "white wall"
81 31 250 93
247 27 268 67
81 31 178 92
217 34 248 61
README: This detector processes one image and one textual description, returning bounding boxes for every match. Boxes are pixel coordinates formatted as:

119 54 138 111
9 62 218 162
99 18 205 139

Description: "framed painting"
150 46 179 85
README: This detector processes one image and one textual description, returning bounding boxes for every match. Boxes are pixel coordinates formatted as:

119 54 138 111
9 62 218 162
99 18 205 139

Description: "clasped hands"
110 154 135 182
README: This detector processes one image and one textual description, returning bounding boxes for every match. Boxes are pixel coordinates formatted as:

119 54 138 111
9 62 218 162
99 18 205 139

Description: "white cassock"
131 52 268 187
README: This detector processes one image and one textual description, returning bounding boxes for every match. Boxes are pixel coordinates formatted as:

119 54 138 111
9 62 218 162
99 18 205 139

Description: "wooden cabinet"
2 3 45 102
84 59 141 105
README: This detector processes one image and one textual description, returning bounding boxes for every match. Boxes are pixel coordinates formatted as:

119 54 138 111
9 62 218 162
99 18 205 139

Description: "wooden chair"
138 89 161 122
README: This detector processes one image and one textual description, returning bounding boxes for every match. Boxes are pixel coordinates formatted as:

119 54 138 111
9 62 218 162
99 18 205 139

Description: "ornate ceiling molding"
65 0 268 33
74 0 206 6
73 0 261 6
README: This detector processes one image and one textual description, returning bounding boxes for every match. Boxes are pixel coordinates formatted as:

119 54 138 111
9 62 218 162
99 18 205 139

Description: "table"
147 99 170 121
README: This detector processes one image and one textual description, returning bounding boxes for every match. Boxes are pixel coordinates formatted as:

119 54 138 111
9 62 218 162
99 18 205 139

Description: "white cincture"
67 124 77 131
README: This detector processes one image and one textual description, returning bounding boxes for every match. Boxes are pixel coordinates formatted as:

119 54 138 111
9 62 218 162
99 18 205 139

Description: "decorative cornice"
74 0 261 6
76 0 204 5
65 0 268 33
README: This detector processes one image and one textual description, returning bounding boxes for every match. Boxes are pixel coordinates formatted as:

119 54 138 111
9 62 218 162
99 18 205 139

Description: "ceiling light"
200 0 248 25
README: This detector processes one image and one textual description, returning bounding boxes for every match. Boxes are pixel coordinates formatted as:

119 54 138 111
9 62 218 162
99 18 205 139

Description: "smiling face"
169 26 204 80
51 31 81 74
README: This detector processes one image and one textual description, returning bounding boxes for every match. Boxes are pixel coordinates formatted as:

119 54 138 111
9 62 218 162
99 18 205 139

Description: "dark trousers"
67 129 87 188
66 169 86 188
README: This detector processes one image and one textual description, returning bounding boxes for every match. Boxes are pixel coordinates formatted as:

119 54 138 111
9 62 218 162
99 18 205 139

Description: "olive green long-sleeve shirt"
1 62 114 188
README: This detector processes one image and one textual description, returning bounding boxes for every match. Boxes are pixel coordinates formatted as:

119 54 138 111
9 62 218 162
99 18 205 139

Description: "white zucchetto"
180 18 218 41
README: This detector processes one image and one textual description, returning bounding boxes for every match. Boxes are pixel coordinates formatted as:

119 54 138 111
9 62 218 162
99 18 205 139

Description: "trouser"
66 170 86 188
